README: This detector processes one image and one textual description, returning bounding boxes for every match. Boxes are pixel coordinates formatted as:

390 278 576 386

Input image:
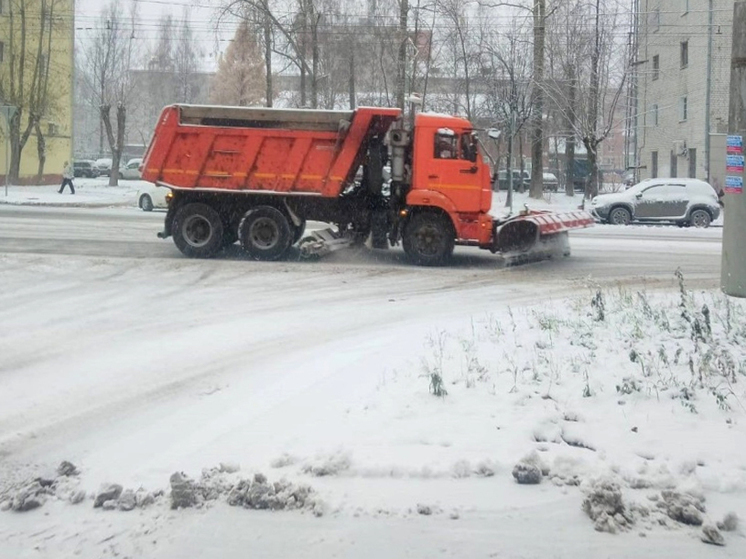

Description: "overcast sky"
75 0 232 71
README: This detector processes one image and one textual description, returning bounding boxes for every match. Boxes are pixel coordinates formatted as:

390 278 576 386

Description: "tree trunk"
311 14 319 109
519 132 526 194
348 41 356 109
34 122 46 183
586 0 601 199
299 9 307 107
529 0 545 199
102 104 126 186
263 6 273 107
9 110 23 183
506 127 514 209
396 0 408 109
565 67 576 196
584 138 599 200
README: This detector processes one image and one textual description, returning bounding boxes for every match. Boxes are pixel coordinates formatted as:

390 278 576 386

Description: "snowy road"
0 205 723 285
1 206 741 559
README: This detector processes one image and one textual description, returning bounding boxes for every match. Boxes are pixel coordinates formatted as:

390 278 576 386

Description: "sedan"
590 178 720 227
137 183 170 211
120 158 143 180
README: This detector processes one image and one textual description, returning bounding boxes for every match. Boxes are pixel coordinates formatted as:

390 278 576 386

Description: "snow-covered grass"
0 244 742 557
0 177 146 207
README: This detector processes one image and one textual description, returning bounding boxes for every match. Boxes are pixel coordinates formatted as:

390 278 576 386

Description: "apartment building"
0 0 75 184
635 0 733 183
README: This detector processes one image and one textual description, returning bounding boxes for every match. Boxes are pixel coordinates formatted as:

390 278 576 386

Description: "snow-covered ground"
0 216 742 558
0 178 146 208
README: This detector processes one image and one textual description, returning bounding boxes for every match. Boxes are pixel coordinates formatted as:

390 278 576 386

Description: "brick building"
635 1 733 182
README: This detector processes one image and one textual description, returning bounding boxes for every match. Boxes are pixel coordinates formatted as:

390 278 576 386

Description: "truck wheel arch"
405 190 459 233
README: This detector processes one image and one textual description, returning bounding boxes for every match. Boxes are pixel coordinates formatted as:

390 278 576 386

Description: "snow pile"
581 478 631 533
227 473 322 515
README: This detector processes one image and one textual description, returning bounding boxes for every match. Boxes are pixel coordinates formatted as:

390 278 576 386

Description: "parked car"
120 158 143 180
137 183 170 211
495 169 530 191
94 158 113 176
73 160 99 178
590 178 720 227
542 172 559 192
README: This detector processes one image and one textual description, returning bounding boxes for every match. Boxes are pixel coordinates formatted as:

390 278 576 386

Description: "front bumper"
589 206 610 222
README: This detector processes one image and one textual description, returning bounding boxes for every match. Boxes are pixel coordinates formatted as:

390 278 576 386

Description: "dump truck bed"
141 104 401 198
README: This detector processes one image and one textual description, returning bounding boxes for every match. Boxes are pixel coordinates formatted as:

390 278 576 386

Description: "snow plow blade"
493 210 594 265
298 228 356 259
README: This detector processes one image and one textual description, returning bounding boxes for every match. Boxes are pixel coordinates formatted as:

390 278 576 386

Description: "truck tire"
239 206 292 260
370 210 389 249
172 203 225 258
403 212 455 266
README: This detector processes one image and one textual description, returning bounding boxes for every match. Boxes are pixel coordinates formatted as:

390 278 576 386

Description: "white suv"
590 178 720 228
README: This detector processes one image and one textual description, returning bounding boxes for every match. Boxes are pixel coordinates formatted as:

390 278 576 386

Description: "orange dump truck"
142 104 592 265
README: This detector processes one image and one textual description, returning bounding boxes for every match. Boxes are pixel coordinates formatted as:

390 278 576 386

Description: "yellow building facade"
0 0 74 184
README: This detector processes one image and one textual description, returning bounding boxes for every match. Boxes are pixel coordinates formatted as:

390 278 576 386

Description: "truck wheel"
403 212 455 266
239 206 292 260
370 210 389 249
172 203 224 258
291 219 307 245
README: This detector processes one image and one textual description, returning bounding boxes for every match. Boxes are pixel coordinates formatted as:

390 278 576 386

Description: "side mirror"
635 193 643 199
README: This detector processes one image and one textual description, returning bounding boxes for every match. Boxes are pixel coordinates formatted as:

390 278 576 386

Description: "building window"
47 123 59 136
651 151 658 178
649 8 660 33
652 55 659 80
652 104 659 126
679 96 688 121
681 40 689 68
0 41 4 63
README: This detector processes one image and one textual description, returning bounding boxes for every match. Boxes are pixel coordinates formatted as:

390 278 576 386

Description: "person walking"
59 161 75 194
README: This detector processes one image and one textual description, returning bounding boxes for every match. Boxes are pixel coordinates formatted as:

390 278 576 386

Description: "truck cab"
405 114 494 249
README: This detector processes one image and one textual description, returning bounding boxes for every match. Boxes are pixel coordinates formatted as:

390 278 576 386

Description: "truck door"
427 129 483 213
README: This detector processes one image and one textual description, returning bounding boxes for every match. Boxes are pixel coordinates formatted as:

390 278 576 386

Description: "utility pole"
705 0 714 181
529 0 545 199
722 2 746 298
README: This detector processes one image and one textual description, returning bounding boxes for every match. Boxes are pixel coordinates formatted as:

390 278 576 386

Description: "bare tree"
83 1 139 186
543 0 630 198
0 0 65 182
482 20 533 205
174 11 201 103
